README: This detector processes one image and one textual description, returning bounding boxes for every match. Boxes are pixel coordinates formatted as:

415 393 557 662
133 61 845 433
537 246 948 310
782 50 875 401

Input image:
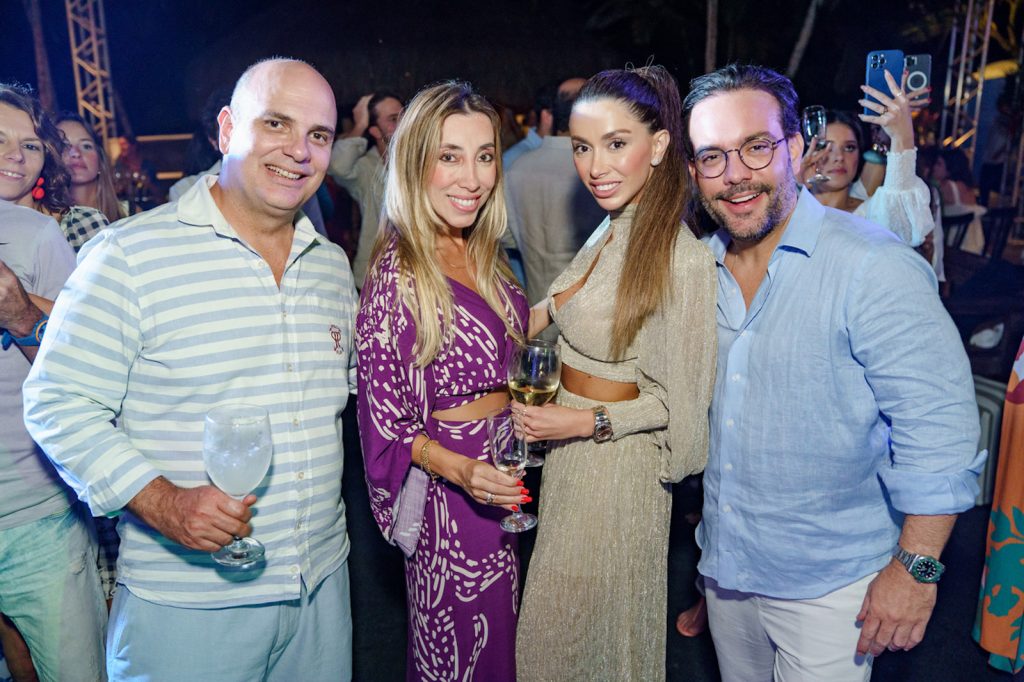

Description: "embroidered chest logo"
329 324 344 355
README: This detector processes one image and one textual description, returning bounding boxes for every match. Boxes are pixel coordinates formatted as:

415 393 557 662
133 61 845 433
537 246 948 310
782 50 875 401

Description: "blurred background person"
329 90 403 287
933 147 986 255
55 113 125 226
0 84 109 255
505 76 600 333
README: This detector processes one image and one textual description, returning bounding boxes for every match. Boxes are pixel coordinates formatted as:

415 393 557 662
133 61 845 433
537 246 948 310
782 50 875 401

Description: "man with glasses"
683 63 983 681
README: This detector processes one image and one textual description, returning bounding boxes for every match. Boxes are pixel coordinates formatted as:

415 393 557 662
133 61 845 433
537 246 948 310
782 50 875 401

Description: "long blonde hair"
368 81 523 366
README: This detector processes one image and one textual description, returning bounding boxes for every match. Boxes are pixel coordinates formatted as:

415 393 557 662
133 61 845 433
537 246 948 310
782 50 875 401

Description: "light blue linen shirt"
502 127 543 169
697 188 984 599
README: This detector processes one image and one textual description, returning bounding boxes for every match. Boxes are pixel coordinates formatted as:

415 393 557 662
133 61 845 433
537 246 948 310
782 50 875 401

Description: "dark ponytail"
575 65 691 359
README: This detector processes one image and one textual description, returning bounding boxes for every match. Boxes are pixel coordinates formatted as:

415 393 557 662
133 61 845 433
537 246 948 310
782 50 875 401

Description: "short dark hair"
941 148 975 187
368 90 404 129
532 83 558 120
552 89 578 135
682 64 801 156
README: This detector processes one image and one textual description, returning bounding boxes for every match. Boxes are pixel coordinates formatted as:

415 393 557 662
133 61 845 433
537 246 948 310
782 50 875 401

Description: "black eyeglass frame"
690 137 788 179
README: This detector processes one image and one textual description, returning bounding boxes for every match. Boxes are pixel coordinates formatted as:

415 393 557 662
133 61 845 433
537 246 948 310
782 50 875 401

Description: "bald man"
25 58 357 681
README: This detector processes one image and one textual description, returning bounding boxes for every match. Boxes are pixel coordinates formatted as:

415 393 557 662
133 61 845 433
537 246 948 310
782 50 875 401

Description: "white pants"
704 572 876 682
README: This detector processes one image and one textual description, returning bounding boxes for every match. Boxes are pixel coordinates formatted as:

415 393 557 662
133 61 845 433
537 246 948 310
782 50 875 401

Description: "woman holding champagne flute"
514 66 717 681
356 81 529 681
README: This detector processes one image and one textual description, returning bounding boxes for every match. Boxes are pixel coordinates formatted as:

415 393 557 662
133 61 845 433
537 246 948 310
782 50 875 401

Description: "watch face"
911 557 944 583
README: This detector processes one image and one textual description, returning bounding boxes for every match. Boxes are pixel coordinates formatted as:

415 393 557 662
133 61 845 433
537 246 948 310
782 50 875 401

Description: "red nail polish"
511 505 520 512
516 480 525 487
522 496 533 503
521 488 530 495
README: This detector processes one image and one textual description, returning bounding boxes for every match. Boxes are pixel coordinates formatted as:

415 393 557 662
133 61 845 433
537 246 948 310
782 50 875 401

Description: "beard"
698 174 799 245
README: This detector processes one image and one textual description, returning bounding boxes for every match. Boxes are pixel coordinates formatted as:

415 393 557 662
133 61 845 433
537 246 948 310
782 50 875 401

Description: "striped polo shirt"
24 176 357 608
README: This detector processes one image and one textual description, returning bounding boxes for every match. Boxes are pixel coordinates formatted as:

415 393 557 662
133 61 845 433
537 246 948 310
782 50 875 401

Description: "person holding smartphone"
798 69 935 256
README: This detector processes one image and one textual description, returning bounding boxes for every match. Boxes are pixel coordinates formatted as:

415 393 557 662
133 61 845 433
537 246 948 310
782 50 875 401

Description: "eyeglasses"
691 137 787 179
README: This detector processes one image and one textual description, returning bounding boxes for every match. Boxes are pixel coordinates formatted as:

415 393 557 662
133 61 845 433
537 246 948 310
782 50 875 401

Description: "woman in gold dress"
514 65 717 681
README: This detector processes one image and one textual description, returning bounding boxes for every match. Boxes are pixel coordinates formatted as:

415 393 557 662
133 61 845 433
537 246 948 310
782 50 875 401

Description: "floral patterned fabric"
975 335 1024 673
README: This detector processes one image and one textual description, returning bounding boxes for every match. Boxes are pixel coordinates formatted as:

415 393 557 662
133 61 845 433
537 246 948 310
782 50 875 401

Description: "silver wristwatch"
892 545 945 583
592 406 613 443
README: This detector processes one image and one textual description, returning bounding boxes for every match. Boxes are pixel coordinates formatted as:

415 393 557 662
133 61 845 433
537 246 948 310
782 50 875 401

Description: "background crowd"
2 2 1024 681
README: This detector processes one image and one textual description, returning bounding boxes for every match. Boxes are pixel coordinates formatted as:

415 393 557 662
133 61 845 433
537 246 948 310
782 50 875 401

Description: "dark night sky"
1 0 963 135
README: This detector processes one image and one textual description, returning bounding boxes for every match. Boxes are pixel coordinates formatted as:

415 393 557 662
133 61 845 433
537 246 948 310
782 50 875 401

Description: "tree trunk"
22 0 58 111
786 0 821 79
705 0 719 72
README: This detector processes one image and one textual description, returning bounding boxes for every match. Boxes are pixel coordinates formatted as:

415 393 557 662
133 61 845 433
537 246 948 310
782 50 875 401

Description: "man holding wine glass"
25 58 358 681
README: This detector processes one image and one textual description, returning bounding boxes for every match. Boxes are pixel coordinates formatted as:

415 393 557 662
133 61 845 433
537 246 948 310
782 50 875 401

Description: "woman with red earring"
0 83 111 253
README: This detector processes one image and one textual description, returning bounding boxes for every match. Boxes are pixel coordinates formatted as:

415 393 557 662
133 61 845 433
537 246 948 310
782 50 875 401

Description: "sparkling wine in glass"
203 404 273 569
486 405 537 533
801 105 831 185
507 339 561 467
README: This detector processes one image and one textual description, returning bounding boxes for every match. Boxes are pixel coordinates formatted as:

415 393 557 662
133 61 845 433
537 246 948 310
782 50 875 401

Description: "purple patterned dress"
356 238 528 682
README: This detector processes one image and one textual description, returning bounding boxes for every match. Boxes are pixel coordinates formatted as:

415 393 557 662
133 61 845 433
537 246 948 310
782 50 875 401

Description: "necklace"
437 236 469 271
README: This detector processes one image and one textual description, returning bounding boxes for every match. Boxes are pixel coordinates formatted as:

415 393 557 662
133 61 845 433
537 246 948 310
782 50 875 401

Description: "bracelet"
1 313 48 351
419 438 438 482
863 143 888 166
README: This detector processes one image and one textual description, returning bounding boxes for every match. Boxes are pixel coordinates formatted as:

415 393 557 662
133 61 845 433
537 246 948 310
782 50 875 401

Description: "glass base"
500 512 538 533
211 537 265 569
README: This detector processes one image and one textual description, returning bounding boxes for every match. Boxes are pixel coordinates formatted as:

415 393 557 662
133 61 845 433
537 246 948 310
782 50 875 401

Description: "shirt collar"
176 174 321 253
706 186 825 264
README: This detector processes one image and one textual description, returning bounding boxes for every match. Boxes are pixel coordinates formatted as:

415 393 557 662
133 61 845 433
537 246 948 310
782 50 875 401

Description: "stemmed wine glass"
802 105 831 185
486 404 538 532
507 339 561 467
203 404 273 569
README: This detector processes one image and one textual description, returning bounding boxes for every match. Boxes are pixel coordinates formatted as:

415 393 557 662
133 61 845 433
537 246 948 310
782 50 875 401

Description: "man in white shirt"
329 90 403 287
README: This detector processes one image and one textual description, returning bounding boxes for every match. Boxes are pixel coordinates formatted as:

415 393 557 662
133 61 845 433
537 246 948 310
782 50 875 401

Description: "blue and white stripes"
24 177 358 608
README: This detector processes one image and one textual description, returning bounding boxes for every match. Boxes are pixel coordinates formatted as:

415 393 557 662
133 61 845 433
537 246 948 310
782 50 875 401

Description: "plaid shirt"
60 205 109 253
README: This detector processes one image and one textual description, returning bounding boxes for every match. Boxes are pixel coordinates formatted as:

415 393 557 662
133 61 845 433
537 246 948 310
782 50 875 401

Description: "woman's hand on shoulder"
513 402 594 441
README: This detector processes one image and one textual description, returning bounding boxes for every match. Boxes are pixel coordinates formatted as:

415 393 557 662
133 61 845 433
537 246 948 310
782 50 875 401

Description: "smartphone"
905 54 932 94
864 49 904 115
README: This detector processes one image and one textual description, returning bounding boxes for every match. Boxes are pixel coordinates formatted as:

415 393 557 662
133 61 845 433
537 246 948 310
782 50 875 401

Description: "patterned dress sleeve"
356 244 433 555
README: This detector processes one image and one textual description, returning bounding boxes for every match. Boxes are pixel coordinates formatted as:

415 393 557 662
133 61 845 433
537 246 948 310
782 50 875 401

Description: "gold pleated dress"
516 206 718 682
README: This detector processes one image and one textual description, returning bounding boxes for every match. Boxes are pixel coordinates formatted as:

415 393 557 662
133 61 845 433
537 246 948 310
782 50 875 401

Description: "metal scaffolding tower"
940 0 996 162
65 0 119 146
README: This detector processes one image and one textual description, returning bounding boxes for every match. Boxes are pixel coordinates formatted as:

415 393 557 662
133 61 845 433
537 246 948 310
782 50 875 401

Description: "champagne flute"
801 105 831 185
507 339 561 467
203 404 273 569
486 405 537 532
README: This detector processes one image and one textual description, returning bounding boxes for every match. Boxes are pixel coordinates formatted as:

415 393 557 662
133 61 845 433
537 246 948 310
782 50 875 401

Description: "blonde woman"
56 112 126 225
356 81 528 681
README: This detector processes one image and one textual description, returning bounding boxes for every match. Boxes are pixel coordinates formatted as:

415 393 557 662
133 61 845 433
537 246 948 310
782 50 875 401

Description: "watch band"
892 545 945 583
1 313 48 351
592 406 613 443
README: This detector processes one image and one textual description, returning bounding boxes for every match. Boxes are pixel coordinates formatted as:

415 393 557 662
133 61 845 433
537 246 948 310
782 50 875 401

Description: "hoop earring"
31 176 46 201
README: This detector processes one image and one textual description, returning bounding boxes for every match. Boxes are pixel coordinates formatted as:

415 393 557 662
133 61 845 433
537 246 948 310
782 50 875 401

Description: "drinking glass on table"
486 405 538 533
202 404 273 569
802 105 831 185
507 339 561 467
